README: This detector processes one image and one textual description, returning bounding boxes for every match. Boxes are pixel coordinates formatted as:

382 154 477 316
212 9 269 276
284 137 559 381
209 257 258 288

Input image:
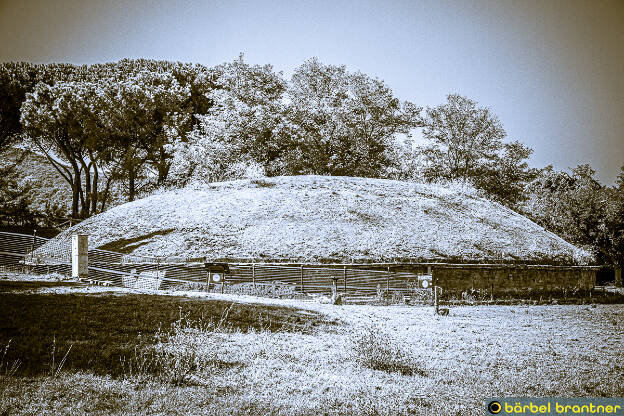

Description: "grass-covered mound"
35 175 591 264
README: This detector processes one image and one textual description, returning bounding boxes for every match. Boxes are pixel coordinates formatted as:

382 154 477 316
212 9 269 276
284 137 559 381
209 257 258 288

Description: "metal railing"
0 231 430 300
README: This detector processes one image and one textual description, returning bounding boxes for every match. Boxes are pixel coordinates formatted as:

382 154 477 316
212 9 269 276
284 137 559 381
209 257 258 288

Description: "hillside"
1 147 126 220
35 175 592 264
1 147 72 217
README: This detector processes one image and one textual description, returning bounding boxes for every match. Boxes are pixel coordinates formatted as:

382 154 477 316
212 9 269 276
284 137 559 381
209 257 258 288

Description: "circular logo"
421 280 429 288
212 273 222 283
488 401 502 414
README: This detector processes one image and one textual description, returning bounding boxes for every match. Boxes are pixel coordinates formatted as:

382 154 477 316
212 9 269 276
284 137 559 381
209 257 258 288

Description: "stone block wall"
432 264 597 296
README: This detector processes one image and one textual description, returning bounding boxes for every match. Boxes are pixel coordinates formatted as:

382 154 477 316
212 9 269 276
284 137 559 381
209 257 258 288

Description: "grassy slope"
36 175 591 264
1 147 125 219
1 147 72 216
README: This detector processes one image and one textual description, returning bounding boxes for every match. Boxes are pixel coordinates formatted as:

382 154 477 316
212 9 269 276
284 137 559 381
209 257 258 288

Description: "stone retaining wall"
431 264 597 296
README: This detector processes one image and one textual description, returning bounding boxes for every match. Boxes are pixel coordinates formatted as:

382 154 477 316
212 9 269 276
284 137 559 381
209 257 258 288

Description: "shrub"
352 327 426 377
224 282 306 298
250 178 275 188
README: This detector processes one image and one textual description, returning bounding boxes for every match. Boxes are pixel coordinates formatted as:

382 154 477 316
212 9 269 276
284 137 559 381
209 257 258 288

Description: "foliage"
0 150 33 224
99 70 191 199
420 94 535 206
599 167 624 266
420 94 505 180
352 327 426 376
0 61 92 153
472 140 538 206
167 55 286 186
522 164 624 265
284 58 421 177
20 80 107 218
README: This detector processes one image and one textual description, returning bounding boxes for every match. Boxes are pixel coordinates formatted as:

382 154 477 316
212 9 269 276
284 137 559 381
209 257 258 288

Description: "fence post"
30 229 37 264
300 264 304 293
252 263 256 294
71 234 88 279
386 266 390 293
207 268 211 292
343 266 347 293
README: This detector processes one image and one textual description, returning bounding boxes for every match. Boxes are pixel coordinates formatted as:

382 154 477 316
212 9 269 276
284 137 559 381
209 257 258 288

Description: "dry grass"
1 281 623 415
352 327 427 377
34 175 591 264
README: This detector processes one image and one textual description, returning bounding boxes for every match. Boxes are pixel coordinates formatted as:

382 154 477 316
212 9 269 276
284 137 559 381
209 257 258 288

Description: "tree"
167 55 286 185
0 152 32 224
0 63 35 153
420 94 506 182
100 71 190 200
285 58 421 177
419 94 535 206
1 62 88 156
600 166 624 282
20 80 110 218
522 164 607 255
473 140 537 206
521 163 624 275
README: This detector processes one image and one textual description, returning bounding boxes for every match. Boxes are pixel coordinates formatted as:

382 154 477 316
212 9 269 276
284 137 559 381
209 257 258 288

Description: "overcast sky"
1 0 622 184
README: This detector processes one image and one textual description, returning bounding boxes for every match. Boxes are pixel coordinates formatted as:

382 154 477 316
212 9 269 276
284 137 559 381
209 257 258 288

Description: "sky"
1 0 622 184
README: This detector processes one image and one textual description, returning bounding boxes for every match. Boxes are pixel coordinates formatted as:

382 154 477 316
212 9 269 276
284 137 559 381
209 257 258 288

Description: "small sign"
418 274 432 289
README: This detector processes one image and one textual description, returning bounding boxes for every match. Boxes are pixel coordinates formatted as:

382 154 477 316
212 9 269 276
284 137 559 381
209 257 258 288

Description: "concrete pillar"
72 234 88 278
615 265 622 288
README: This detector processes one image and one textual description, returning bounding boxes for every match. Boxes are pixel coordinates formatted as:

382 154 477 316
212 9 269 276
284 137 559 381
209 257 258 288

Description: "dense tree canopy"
285 58 421 177
20 81 98 218
420 94 505 181
419 94 535 205
167 56 286 185
521 164 624 268
1 58 622 273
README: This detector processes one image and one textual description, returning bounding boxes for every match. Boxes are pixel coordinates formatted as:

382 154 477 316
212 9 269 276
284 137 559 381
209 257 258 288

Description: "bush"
352 327 426 377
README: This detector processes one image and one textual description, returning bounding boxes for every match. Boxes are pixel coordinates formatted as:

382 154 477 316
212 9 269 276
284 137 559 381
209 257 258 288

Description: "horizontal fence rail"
0 232 431 300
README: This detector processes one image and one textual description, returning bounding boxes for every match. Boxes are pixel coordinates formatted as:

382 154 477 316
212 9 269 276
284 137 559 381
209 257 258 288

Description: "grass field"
1 278 623 415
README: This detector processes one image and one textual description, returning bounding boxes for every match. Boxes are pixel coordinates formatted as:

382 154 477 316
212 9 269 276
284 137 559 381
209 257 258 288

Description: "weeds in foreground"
1 340 21 399
48 336 72 379
1 341 21 380
121 304 250 386
352 327 427 377
1 338 72 385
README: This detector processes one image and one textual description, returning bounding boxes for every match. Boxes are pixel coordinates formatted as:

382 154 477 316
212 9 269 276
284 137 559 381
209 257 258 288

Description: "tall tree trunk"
71 179 80 219
79 160 92 218
615 264 622 288
128 167 136 202
92 162 99 214
157 146 170 186
70 162 81 219
100 172 115 212
88 150 99 214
